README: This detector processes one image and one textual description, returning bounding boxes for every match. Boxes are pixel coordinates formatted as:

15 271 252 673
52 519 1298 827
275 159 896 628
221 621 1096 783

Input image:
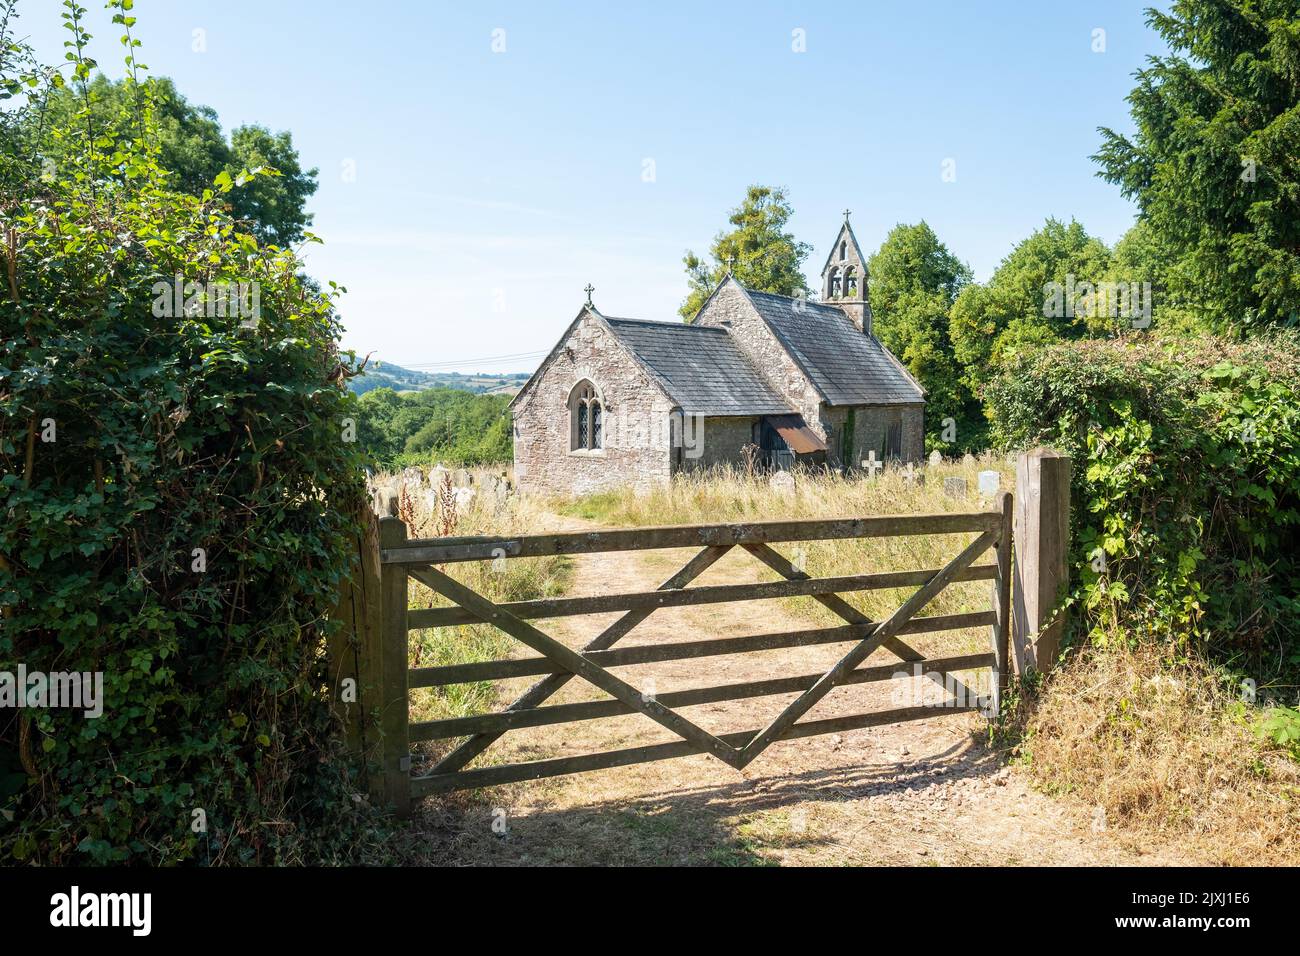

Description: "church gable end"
511 307 676 495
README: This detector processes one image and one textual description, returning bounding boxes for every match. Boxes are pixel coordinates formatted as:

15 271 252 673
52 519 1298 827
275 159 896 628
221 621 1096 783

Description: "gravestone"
481 473 510 505
770 471 796 496
944 476 968 499
373 486 399 517
902 462 925 487
928 450 943 468
977 470 1001 497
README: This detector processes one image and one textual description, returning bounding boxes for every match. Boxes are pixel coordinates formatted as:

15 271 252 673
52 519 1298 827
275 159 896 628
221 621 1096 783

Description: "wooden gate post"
379 516 412 816
991 490 1013 706
326 501 386 801
1012 448 1071 673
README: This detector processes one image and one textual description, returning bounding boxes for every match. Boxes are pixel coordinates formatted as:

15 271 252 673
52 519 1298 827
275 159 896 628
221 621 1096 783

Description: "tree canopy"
29 74 318 247
1093 0 1300 329
866 222 979 449
357 387 512 467
680 185 811 320
949 218 1113 394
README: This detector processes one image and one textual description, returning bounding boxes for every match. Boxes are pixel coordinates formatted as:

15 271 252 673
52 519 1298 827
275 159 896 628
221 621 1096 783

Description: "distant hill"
351 360 530 396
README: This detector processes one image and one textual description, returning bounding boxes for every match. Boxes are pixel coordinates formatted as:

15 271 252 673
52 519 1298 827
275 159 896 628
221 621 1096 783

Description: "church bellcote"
820 210 873 335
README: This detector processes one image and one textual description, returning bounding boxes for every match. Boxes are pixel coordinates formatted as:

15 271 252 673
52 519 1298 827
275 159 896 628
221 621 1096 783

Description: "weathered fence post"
1012 448 1071 673
991 490 1013 706
326 502 386 801
378 516 412 816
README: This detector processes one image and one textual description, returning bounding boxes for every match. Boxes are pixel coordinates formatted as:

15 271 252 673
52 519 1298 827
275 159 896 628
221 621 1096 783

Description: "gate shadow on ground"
399 735 1005 866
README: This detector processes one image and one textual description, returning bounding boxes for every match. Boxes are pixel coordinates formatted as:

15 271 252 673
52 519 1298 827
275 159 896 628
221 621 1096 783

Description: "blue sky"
21 1 1167 372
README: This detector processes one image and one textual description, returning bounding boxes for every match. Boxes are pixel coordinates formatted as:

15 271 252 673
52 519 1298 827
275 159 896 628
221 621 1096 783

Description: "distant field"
351 359 529 395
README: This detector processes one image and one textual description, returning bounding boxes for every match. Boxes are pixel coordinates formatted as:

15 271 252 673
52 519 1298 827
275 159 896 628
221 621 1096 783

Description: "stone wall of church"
821 405 851 470
849 403 925 466
677 416 759 472
511 310 675 496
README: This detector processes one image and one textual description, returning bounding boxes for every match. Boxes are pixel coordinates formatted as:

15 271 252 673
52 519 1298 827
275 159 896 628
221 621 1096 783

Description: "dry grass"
553 454 1014 655
372 466 571 731
1021 643 1300 864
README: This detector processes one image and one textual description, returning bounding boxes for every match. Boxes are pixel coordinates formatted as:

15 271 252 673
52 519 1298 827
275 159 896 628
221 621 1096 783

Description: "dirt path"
410 518 1202 866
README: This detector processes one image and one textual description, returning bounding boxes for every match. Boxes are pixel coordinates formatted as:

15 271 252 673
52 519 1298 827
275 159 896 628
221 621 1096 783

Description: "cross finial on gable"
843 208 851 222
724 255 734 274
584 283 594 307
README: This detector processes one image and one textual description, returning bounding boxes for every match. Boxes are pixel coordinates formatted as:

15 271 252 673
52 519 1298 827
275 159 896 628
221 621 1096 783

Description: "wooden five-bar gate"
334 484 1047 816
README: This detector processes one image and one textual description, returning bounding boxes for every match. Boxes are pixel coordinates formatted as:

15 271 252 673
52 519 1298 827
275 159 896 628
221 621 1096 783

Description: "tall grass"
372 466 570 729
555 454 1014 651
1022 645 1300 864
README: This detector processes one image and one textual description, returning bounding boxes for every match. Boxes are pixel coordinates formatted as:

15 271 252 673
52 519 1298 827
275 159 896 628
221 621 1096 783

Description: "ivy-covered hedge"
0 3 372 863
987 335 1300 679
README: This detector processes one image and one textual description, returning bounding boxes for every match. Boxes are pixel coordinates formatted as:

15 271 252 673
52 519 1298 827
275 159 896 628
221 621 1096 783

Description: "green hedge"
0 6 373 863
987 336 1300 679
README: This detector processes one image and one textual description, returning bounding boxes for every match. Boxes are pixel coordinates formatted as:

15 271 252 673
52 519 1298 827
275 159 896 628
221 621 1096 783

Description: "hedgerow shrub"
0 2 373 863
987 335 1300 680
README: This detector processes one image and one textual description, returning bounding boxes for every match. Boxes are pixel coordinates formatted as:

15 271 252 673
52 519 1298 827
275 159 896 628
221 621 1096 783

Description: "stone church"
509 215 925 495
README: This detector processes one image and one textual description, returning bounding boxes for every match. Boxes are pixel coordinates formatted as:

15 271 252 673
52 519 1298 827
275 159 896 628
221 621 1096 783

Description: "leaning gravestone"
977 470 1001 497
481 473 510 505
928 450 943 468
944 476 968 499
770 470 796 497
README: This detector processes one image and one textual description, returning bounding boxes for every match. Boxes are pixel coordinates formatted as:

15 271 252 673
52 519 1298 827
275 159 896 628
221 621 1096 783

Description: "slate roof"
741 289 925 405
603 317 793 416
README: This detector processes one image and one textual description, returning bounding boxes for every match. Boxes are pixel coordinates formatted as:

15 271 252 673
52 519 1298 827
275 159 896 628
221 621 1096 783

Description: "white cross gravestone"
861 450 884 478
902 462 925 487
977 470 1001 497
944 476 968 498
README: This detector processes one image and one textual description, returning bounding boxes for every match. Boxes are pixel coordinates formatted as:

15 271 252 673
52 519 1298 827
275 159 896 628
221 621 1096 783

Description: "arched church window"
840 241 847 261
829 267 841 298
569 380 603 451
845 266 858 296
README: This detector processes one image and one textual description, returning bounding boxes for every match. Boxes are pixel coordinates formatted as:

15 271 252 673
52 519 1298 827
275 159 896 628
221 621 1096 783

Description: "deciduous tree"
680 185 811 320
1093 0 1300 328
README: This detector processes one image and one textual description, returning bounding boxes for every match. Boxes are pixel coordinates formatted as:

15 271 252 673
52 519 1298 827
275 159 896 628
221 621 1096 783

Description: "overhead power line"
379 349 549 370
